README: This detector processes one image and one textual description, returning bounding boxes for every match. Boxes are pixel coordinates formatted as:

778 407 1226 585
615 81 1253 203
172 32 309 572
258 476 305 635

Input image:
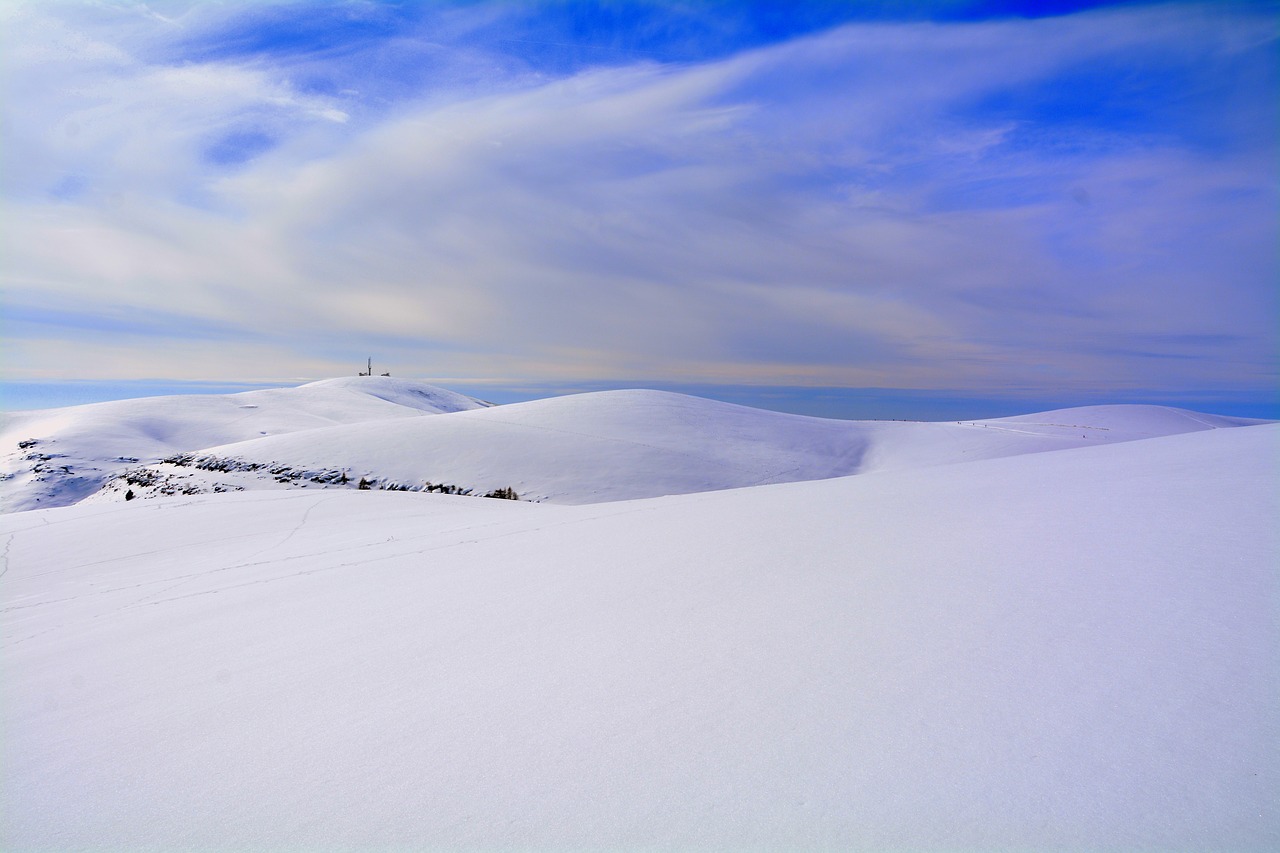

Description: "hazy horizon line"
2 376 1274 422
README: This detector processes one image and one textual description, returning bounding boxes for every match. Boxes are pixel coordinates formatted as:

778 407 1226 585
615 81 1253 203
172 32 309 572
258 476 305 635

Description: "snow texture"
0 377 487 512
42 386 1274 507
1 389 1276 850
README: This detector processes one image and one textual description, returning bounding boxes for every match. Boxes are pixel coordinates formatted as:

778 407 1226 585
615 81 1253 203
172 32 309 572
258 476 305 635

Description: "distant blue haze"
3 379 1274 423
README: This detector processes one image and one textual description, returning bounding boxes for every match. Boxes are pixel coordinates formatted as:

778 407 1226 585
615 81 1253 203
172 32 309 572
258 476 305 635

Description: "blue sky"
1 0 1276 418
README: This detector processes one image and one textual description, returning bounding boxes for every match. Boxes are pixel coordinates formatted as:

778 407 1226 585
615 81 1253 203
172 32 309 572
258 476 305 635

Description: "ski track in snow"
1 423 1275 850
244 494 335 559
2 494 667 645
0 532 12 580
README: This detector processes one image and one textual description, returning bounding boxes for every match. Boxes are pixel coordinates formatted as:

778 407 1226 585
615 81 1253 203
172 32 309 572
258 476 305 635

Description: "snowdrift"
2 422 1276 850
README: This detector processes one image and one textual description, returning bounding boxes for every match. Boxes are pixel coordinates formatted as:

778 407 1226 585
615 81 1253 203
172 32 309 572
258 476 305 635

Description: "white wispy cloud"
1 1 1274 401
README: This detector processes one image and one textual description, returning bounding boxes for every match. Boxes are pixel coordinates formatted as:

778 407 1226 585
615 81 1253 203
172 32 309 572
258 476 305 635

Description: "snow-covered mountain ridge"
0 377 488 512
1 378 1268 511
89 391 1269 506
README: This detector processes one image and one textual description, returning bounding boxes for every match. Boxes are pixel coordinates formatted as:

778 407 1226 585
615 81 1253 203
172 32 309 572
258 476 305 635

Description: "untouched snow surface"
2 422 1277 851
87 390 1268 505
0 377 487 511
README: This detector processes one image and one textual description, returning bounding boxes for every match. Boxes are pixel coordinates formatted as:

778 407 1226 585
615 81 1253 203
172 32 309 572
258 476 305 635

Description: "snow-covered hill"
94 390 1268 505
3 379 1267 511
0 377 487 512
3 421 1276 851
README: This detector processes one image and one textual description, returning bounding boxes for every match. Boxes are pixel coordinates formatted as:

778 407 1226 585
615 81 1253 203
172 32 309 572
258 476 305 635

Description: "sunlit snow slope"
4 379 1267 511
3 423 1276 851
106 390 1267 504
0 378 486 511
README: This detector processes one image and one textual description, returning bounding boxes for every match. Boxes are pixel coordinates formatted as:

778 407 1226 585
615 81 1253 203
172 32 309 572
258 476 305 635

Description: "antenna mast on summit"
359 357 390 377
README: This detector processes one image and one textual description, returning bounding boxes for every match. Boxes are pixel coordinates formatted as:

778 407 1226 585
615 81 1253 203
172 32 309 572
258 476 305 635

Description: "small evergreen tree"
484 486 519 500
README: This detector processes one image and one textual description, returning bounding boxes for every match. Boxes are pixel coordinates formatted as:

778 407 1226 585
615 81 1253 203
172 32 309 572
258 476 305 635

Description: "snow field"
2 422 1276 851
